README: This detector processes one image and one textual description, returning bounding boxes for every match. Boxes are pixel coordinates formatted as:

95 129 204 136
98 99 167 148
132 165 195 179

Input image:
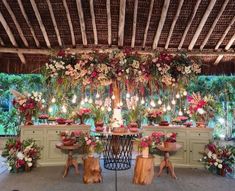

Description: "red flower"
57 50 65 57
91 71 98 78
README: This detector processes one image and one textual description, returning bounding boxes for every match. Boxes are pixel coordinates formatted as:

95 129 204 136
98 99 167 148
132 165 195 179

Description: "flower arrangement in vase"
200 143 235 176
60 131 77 146
146 108 163 125
163 132 177 148
11 90 43 125
72 107 91 124
187 93 216 127
1 138 42 173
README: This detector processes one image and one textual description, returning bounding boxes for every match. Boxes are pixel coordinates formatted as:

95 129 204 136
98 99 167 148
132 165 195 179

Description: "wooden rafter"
46 0 62 47
106 0 112 46
178 0 201 50
118 0 126 47
200 0 229 50
1 47 235 57
188 0 216 50
165 0 184 49
142 0 154 49
0 11 26 64
153 0 170 49
17 0 40 47
89 0 98 45
30 0 51 48
131 0 138 48
76 0 87 46
3 0 29 47
215 15 235 50
63 0 76 47
214 32 235 65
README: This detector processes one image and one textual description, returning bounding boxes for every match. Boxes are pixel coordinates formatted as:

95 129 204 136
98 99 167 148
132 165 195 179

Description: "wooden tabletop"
156 143 182 152
55 142 81 150
91 129 142 136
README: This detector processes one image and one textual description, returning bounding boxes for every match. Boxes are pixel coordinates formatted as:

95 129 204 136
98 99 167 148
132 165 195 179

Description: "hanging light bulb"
167 105 171 111
150 100 155 107
163 105 167 112
176 93 180 99
135 96 139 101
111 94 115 100
62 105 67 113
141 98 145 104
171 99 176 105
84 97 88 102
119 102 123 106
101 106 105 111
48 107 53 113
88 98 93 104
72 95 77 103
51 97 56 103
157 99 162 105
126 93 130 98
81 99 85 105
108 107 112 112
96 93 100 99
179 110 183 116
183 90 187 96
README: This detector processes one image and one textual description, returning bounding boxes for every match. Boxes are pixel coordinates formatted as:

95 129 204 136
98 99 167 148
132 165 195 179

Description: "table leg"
63 150 78 178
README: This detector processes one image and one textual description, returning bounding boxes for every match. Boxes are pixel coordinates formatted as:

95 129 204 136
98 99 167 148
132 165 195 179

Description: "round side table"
56 143 81 178
156 143 182 179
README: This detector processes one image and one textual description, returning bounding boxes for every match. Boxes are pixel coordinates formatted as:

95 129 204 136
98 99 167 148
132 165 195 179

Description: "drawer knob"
198 133 201 136
184 150 187 152
190 150 192 152
33 131 35 133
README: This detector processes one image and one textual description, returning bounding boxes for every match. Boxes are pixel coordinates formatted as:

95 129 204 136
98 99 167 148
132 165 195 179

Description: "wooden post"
83 156 102 184
133 155 154 185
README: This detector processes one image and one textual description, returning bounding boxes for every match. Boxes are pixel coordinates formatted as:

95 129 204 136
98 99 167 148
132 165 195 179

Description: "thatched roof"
0 0 234 74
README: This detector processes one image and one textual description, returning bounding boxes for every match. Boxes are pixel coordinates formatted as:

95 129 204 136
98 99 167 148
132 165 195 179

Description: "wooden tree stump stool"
133 155 154 185
83 156 102 184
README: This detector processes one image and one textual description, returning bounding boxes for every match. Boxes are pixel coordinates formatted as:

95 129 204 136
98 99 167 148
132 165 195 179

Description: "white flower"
27 162 33 167
218 164 223 169
204 156 207 159
17 152 24 160
214 162 218 166
197 108 205 114
212 154 217 160
207 151 212 158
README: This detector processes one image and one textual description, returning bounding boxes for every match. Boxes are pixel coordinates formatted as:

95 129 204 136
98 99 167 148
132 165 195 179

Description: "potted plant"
90 103 106 129
71 107 91 124
138 136 154 158
60 131 77 146
146 108 163 125
163 132 177 148
126 104 144 128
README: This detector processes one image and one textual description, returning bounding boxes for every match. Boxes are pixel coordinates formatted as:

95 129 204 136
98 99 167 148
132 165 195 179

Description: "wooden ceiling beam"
178 0 201 50
215 15 235 50
118 0 126 47
131 0 138 48
76 0 87 46
30 0 51 48
3 0 29 47
153 0 170 49
63 0 76 47
89 0 98 45
142 0 154 49
46 0 62 47
200 0 229 50
1 47 235 57
106 0 112 46
188 0 216 50
17 0 40 47
165 0 184 50
0 11 26 64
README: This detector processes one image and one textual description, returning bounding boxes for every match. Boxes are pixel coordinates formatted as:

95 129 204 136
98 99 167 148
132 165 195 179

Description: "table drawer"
47 129 64 135
23 129 43 136
189 131 211 139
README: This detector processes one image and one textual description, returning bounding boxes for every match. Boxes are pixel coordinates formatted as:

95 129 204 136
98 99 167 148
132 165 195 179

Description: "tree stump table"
156 143 182 179
56 143 80 178
83 156 102 184
133 155 154 185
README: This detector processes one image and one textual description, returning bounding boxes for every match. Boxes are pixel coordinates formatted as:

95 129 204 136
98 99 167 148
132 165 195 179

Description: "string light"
150 100 156 107
176 93 180 99
163 105 166 112
135 96 139 101
119 102 123 106
183 91 187 96
141 98 145 104
48 107 53 113
171 99 176 105
81 99 85 105
126 93 130 98
101 106 105 111
72 95 77 103
96 93 100 99
84 97 88 102
62 105 67 113
111 94 115 100
51 97 56 103
88 98 93 104
167 105 171 111
179 110 183 116
157 99 162 105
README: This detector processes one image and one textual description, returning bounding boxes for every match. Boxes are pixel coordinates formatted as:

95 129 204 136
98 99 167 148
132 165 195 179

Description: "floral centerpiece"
146 108 163 125
187 93 215 127
90 100 107 129
11 90 43 125
172 116 188 125
1 138 42 173
137 136 155 158
200 143 235 176
60 131 77 146
162 132 177 148
72 107 91 124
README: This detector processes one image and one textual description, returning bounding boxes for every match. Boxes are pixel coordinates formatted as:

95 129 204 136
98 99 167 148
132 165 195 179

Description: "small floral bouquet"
151 131 165 144
82 135 104 156
72 107 91 124
60 131 77 146
200 143 235 176
136 135 157 157
164 132 177 143
146 108 163 125
11 90 43 125
1 138 42 173
172 116 188 125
